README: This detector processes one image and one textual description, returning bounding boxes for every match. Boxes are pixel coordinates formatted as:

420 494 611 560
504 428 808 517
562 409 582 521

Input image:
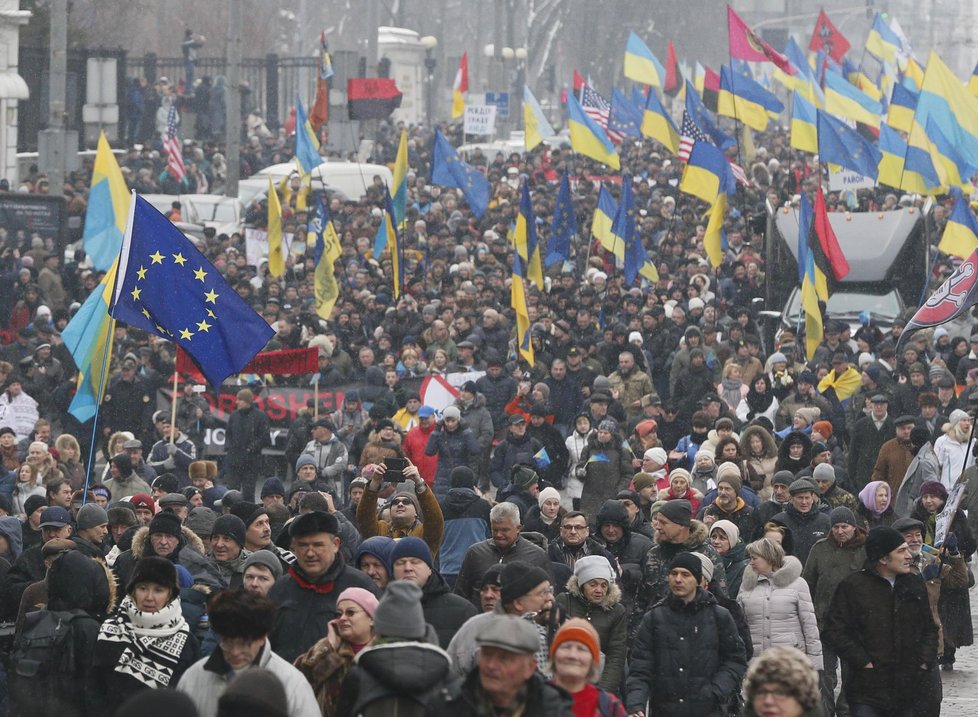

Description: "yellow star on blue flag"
110 194 274 386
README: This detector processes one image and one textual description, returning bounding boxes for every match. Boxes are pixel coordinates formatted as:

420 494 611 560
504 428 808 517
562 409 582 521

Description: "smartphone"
382 457 407 482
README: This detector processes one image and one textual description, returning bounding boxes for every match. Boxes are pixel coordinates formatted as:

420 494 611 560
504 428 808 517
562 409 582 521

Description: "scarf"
96 595 190 689
720 378 743 409
289 566 335 594
745 383 775 417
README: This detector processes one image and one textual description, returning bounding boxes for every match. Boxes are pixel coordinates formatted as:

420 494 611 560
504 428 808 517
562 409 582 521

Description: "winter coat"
910 549 970 658
452 536 552 607
740 425 779 497
772 503 831 566
303 434 349 483
564 427 593 502
426 426 481 500
113 525 223 591
721 540 750 599
527 420 571 487
823 569 939 711
870 437 914 496
402 422 438 485
421 570 478 648
896 442 940 517
102 470 152 504
456 393 494 453
475 372 517 434
176 638 319 717
847 415 895 491
356 484 444 558
555 574 628 692
523 504 564 543
801 530 868 625
625 589 747 717
737 556 822 669
426 667 574 717
146 434 197 487
437 488 490 579
336 641 455 716
293 637 357 717
267 555 380 663
225 404 271 469
489 432 544 488
577 434 633 517
609 367 654 419
548 536 616 573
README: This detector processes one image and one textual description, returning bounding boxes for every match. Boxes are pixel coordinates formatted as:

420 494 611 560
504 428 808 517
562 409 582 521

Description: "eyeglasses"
561 524 588 532
390 498 414 507
754 687 792 701
530 586 554 597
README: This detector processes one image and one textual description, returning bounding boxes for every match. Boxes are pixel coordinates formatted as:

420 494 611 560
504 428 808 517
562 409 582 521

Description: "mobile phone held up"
382 457 407 482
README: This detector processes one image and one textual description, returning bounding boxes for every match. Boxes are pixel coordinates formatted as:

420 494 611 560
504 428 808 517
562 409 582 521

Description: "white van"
240 161 393 204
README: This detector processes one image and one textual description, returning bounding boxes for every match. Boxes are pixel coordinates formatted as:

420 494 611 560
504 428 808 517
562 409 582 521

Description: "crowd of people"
0 89 977 717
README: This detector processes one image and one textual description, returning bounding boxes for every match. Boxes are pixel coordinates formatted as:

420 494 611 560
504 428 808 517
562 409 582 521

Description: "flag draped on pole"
163 104 186 183
812 185 850 281
581 83 624 143
430 129 490 218
294 97 324 174
452 52 468 119
379 189 403 298
591 185 618 255
513 182 543 290
309 31 333 133
524 85 556 151
727 5 794 74
310 193 341 320
392 128 409 231
546 171 575 267
266 177 285 277
83 132 130 271
110 195 274 387
614 175 658 283
511 252 534 366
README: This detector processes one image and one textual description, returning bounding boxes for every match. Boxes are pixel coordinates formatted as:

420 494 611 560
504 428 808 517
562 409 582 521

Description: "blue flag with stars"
431 129 490 218
546 171 576 267
608 89 643 139
110 194 274 387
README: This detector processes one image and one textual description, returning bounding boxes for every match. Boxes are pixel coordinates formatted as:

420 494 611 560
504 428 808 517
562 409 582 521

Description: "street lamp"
513 48 527 129
420 35 438 125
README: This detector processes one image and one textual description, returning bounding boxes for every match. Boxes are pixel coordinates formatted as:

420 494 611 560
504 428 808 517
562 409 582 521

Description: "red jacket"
403 422 438 486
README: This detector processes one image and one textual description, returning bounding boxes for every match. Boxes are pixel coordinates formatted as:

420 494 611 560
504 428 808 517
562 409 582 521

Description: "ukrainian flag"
511 252 534 366
902 122 946 194
679 141 737 205
878 123 907 190
591 185 619 256
703 192 727 269
294 97 324 174
816 110 882 181
853 72 883 103
790 91 818 154
514 181 544 290
939 189 978 259
524 85 556 152
83 132 130 271
717 65 784 131
624 32 665 87
380 189 403 298
913 51 978 179
865 13 902 64
887 83 918 133
801 245 823 361
392 128 409 230
267 177 285 277
824 70 882 127
640 88 680 155
926 117 973 193
901 55 925 91
969 61 978 97
568 95 620 169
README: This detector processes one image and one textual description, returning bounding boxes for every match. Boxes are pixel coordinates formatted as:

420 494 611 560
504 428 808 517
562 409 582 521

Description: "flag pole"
169 367 179 445
80 315 116 505
314 375 320 420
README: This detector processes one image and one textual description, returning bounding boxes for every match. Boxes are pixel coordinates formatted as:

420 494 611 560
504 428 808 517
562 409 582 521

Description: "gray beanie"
76 503 108 531
374 581 426 640
243 549 283 580
812 463 836 484
185 506 217 538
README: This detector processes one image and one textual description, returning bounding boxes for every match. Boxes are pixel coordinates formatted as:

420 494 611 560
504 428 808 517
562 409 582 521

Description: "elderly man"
209 515 249 588
301 418 348 496
232 502 295 570
452 502 553 607
848 394 896 492
871 414 917 495
774 478 832 565
147 411 197 487
610 351 655 419
430 615 573 717
357 458 444 557
268 511 378 662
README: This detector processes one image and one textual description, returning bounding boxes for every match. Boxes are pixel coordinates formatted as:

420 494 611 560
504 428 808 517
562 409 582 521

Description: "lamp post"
513 47 526 131
421 35 438 126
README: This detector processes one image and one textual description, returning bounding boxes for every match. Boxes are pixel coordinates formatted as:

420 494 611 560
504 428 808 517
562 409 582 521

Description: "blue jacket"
437 488 490 578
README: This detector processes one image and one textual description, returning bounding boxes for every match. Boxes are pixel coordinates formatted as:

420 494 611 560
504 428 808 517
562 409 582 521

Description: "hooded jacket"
802 528 868 624
437 488 490 578
421 570 478 648
113 525 223 590
455 392 494 453
772 503 831 566
555 573 628 692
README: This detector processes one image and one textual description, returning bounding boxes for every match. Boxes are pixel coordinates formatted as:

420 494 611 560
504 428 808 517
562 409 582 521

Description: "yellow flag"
267 176 285 277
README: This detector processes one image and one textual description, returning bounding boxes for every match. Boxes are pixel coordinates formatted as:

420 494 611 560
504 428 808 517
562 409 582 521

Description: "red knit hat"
812 421 833 439
550 618 601 664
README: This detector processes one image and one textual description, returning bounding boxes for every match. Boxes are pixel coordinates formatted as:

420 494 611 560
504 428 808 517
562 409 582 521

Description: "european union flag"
685 80 735 150
546 171 575 267
110 195 274 387
431 129 490 218
816 110 882 180
609 89 643 139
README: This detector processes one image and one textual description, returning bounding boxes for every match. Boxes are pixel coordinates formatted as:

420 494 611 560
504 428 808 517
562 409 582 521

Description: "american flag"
581 83 624 144
163 104 186 183
679 111 751 187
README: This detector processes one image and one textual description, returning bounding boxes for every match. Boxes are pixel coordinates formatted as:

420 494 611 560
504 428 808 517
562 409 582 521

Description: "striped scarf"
96 595 190 689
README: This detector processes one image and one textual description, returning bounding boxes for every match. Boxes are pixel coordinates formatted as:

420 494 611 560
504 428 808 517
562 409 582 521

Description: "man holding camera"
357 457 445 557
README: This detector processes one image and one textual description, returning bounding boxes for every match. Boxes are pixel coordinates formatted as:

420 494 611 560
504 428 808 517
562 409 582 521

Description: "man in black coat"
390 536 477 648
773 478 831 566
224 387 270 501
526 404 570 488
267 511 379 662
848 394 896 492
2 506 73 620
823 526 939 717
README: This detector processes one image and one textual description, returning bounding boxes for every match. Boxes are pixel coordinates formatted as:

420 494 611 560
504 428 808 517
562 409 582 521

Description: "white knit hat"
574 555 615 586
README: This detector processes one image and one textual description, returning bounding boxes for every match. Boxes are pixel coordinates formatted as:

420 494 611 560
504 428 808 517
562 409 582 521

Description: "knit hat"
128 556 178 597
597 499 630 528
261 477 286 498
478 563 505 588
910 426 932 450
116 688 200 717
830 506 858 527
812 463 836 483
242 549 283 581
693 552 715 583
147 511 182 538
374 581 426 639
442 405 461 421
812 420 833 438
450 466 477 489
511 464 539 490
212 514 246 547
230 501 267 528
390 484 421 514
337 586 379 618
919 480 948 500
129 493 155 514
23 495 48 518
635 420 657 438
715 463 742 493
668 552 703 583
111 453 133 476
549 618 601 664
669 468 692 487
632 472 657 491
151 474 179 494
644 447 668 465
772 470 794 487
597 418 618 433
356 536 395 574
76 503 108 531
573 555 615 586
390 536 433 570
185 507 217 538
865 526 907 563
289 510 340 537
710 519 740 547
694 450 715 466
537 486 560 508
788 478 818 496
794 407 820 426
295 454 317 472
500 561 551 604
657 499 692 527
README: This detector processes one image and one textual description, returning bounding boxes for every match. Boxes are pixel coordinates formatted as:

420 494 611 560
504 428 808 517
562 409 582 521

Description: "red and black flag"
702 65 721 112
664 39 682 97
811 185 850 281
900 249 978 350
347 78 402 120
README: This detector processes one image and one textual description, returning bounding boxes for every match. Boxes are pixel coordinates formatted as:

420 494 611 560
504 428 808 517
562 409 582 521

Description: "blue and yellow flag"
640 88 680 155
374 189 403 298
294 97 324 174
624 31 665 87
567 95 620 170
823 70 882 127
717 65 784 131
790 91 818 153
546 171 575 267
925 117 973 193
969 61 978 97
902 123 945 194
913 51 978 178
61 260 118 422
939 189 978 259
267 176 285 277
887 82 918 133
310 193 341 320
83 132 130 271
514 182 544 289
703 192 727 270
816 110 882 180
591 185 618 255
431 129 490 218
865 12 902 64
613 175 657 284
524 85 556 152
801 242 823 362
510 252 534 366
679 141 737 204
392 128 409 231
110 195 274 387
685 80 735 150
878 122 907 190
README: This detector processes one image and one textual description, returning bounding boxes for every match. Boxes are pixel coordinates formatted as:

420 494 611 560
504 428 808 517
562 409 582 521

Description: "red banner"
177 347 319 378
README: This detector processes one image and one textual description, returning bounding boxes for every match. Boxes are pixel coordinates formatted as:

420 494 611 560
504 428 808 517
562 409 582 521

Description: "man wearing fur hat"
824 526 939 717
358 458 444 557
188 460 226 510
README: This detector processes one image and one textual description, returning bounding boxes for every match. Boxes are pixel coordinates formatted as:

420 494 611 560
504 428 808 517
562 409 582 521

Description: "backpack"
8 609 94 714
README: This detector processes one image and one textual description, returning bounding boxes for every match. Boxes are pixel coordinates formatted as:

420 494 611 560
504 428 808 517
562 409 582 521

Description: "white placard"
828 166 875 191
464 105 497 136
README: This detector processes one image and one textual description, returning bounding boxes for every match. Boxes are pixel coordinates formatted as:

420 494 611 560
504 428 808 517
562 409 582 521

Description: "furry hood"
740 425 778 459
130 524 206 559
740 554 803 590
566 573 622 609
654 518 710 547
455 391 487 412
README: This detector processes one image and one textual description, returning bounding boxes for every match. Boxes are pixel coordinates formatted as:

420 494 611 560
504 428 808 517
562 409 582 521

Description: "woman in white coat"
736 537 823 670
933 409 974 490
